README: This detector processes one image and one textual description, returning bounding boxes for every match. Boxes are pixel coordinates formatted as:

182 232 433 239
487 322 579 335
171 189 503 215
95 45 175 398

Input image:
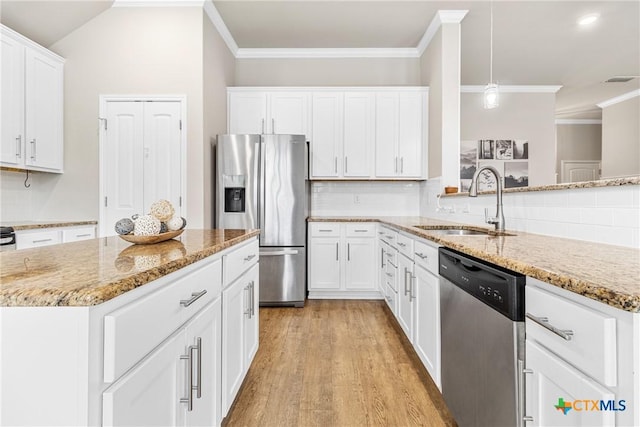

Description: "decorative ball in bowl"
115 200 186 245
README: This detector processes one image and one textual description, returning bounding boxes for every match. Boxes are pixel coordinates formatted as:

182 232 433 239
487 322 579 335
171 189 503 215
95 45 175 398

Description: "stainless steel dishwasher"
439 247 526 427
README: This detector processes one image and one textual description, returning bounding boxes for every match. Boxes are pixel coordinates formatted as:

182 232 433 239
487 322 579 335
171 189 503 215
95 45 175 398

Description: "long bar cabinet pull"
525 313 574 341
180 290 207 307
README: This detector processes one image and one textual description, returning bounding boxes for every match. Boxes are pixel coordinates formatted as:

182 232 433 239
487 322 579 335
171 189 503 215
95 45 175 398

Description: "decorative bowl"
119 229 184 245
444 186 459 194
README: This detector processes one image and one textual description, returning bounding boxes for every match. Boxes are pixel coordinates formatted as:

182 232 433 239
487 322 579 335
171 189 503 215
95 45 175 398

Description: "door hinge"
99 118 107 131
179 120 182 130
179 196 182 207
104 197 108 207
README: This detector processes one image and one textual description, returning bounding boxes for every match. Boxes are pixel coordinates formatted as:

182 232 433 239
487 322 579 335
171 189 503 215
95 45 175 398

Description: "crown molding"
235 47 420 59
112 0 205 6
555 119 602 125
416 10 468 56
597 89 640 108
461 85 562 93
203 0 238 56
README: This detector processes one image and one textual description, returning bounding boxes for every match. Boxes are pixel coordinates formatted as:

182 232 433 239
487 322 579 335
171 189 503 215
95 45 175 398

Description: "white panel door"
0 31 24 166
414 265 441 389
311 92 343 178
309 237 341 290
525 340 616 427
397 92 422 177
185 298 222 427
343 92 374 178
375 92 398 177
104 102 145 234
143 102 182 214
396 254 414 339
102 328 186 427
222 276 247 416
344 238 376 290
228 92 267 134
24 47 63 171
243 264 260 369
269 92 309 136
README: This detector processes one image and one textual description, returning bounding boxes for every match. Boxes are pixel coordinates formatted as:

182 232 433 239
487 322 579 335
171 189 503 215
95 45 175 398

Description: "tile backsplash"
420 177 640 248
311 181 421 217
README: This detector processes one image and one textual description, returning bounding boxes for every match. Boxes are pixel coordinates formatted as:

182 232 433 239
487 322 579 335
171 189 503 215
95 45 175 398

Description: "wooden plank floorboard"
224 300 456 427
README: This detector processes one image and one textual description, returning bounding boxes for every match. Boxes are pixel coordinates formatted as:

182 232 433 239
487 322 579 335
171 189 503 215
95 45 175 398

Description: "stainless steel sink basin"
413 225 516 237
435 229 489 236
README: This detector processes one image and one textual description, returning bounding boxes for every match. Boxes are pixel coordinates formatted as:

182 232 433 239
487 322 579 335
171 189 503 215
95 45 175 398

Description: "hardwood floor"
224 300 456 427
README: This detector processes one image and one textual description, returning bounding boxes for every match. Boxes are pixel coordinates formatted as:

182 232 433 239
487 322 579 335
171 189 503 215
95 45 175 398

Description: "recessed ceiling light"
578 13 600 26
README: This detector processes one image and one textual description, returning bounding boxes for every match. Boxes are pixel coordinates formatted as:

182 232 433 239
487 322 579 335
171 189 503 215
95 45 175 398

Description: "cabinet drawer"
526 285 617 386
385 260 397 292
223 238 259 286
15 229 61 249
104 258 222 383
345 223 375 237
396 233 414 259
413 239 438 275
62 226 95 242
310 222 341 237
379 227 398 247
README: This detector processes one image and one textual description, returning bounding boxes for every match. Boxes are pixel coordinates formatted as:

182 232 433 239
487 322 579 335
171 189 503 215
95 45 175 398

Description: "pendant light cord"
489 0 494 84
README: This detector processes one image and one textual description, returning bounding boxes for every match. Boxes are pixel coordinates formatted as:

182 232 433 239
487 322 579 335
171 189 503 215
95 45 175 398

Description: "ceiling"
1 0 638 118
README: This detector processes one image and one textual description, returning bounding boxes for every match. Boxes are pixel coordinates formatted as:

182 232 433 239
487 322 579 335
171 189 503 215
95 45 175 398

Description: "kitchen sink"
413 225 516 237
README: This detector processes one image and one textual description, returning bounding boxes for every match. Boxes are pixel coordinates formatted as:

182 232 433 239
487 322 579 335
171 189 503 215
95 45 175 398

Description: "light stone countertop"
309 216 640 313
0 229 259 307
1 220 98 231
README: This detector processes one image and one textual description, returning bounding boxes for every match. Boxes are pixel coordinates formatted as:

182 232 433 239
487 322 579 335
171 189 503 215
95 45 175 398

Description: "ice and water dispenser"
223 175 245 213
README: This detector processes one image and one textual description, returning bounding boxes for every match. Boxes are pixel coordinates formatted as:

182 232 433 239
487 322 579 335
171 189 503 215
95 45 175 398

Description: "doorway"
99 96 187 237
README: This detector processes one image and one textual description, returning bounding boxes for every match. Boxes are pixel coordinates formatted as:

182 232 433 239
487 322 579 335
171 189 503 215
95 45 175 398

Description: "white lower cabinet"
396 252 414 338
308 222 379 299
0 236 259 427
103 298 221 427
524 277 639 426
15 224 96 250
413 263 441 389
222 262 259 417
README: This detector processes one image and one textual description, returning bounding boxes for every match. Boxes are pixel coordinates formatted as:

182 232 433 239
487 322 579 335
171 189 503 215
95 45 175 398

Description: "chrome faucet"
469 165 505 232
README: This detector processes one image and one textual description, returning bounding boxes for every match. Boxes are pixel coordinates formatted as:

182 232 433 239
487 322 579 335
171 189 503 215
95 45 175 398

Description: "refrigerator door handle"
260 249 300 256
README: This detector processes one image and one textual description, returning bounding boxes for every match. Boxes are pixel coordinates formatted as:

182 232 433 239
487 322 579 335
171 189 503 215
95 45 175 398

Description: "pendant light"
484 0 499 109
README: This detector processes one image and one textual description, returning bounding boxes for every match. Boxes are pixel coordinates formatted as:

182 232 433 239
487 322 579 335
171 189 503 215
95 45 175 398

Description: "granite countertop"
309 216 640 313
0 229 259 307
1 220 98 231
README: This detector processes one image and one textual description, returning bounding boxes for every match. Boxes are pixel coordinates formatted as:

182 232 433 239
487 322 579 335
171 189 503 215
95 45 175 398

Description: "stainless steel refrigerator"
215 134 308 307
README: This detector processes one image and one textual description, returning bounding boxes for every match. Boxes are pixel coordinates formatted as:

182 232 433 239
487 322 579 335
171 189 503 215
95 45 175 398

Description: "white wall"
203 12 236 228
556 123 602 181
235 58 421 86
601 95 640 178
461 91 557 186
420 177 640 249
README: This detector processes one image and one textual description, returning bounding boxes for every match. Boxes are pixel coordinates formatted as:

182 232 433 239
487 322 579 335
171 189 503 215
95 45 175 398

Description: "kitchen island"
0 229 260 427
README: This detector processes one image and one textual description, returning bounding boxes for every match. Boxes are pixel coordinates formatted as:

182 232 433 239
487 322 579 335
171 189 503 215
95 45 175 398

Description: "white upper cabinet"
227 90 309 136
228 87 427 181
375 91 425 179
343 92 374 178
311 92 343 178
1 25 64 173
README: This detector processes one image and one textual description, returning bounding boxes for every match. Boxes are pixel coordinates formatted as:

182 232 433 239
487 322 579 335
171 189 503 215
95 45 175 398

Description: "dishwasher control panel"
439 247 525 321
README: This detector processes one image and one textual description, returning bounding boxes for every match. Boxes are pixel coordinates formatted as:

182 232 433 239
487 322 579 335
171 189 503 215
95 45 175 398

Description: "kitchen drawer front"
104 258 222 383
384 245 397 267
413 239 439 275
526 285 617 386
310 222 341 237
15 229 62 249
379 227 398 247
345 223 375 237
385 260 398 292
384 282 397 316
62 226 96 243
396 233 414 259
223 238 259 286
